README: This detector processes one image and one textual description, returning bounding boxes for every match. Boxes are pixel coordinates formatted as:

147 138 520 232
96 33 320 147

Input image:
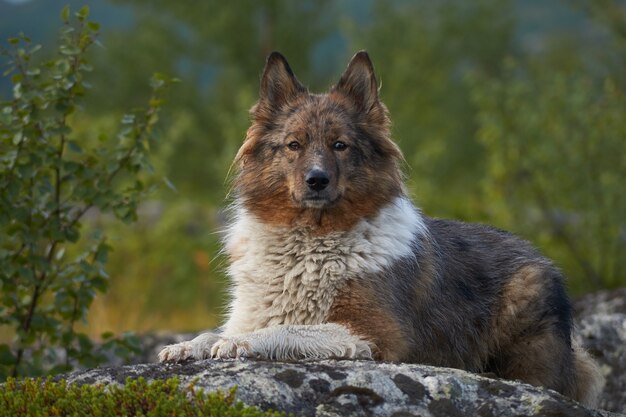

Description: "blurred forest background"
1 0 625 340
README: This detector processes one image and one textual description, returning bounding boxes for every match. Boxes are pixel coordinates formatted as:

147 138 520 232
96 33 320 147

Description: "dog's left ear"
334 51 379 111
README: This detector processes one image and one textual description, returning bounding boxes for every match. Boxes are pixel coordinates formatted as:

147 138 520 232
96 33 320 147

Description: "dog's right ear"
259 52 306 108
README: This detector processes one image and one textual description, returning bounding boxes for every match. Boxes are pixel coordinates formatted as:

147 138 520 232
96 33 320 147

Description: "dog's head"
234 51 404 232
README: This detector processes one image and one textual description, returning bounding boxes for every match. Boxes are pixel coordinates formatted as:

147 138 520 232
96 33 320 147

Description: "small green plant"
0 377 289 417
0 6 176 379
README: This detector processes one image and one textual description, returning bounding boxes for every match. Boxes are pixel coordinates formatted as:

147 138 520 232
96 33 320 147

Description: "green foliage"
64 1 626 335
90 199 226 333
86 0 336 200
0 7 176 379
470 61 626 291
353 0 514 218
2 0 623 341
0 377 288 417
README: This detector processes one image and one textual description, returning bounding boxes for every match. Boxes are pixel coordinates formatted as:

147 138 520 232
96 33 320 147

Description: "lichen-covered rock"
574 288 626 319
90 288 626 416
573 289 626 414
576 314 626 414
61 360 618 417
72 288 625 416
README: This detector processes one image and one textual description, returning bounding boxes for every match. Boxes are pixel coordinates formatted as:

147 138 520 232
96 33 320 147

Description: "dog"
158 51 603 407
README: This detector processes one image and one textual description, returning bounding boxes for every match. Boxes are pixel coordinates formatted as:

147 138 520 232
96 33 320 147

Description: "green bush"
0 377 288 417
0 6 176 379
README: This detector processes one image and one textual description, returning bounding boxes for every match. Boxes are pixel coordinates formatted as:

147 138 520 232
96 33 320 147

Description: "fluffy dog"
158 51 603 406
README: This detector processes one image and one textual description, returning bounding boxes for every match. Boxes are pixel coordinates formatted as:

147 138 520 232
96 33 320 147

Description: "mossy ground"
0 377 289 417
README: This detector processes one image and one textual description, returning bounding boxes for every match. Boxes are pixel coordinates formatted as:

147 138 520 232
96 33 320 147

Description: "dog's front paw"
157 332 221 363
210 337 254 359
158 342 193 363
342 339 372 360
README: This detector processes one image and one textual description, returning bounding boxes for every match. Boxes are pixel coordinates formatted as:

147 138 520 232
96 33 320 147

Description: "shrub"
0 377 288 417
0 6 176 379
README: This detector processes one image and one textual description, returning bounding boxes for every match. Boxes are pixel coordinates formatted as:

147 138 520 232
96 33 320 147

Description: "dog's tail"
571 341 604 408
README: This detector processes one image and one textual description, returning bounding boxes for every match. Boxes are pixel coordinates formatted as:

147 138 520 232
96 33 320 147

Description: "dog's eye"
333 141 347 151
287 141 301 151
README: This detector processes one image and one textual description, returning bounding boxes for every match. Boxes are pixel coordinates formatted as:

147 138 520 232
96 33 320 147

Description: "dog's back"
424 218 603 406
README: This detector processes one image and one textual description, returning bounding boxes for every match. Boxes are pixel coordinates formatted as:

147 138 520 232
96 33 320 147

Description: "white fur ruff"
159 196 426 362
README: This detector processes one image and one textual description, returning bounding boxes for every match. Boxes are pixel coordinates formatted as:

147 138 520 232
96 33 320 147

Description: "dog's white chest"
228 228 353 328
222 197 426 334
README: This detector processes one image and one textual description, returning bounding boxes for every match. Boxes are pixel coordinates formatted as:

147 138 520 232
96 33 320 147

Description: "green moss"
0 377 289 417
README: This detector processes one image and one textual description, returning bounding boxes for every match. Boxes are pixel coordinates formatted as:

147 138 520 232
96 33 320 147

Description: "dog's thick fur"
159 51 604 407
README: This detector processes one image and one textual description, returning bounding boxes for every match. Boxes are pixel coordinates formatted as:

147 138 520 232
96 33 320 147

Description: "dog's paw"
210 337 254 359
338 339 372 360
158 342 193 363
158 332 221 362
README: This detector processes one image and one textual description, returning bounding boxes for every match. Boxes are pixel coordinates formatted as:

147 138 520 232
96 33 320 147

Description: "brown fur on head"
234 51 404 233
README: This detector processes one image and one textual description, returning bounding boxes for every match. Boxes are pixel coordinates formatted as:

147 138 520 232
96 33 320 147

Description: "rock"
69 288 625 416
576 314 626 414
61 359 619 417
574 288 626 318
574 289 626 414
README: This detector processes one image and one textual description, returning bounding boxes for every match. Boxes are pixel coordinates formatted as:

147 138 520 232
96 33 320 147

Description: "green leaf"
61 5 70 23
65 227 80 243
55 247 66 260
87 22 100 32
2 66 16 77
63 161 81 173
67 141 82 153
12 132 23 145
0 345 15 365
76 5 89 21
149 74 165 89
59 45 81 56
100 331 114 340
163 176 177 193
12 82 22 99
10 74 22 84
76 333 93 351
88 274 106 292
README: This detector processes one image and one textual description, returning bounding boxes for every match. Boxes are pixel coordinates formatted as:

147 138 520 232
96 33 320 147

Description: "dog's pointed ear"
259 52 306 108
334 51 379 111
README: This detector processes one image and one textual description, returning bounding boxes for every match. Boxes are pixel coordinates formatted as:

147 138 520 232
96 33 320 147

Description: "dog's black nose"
305 169 330 191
